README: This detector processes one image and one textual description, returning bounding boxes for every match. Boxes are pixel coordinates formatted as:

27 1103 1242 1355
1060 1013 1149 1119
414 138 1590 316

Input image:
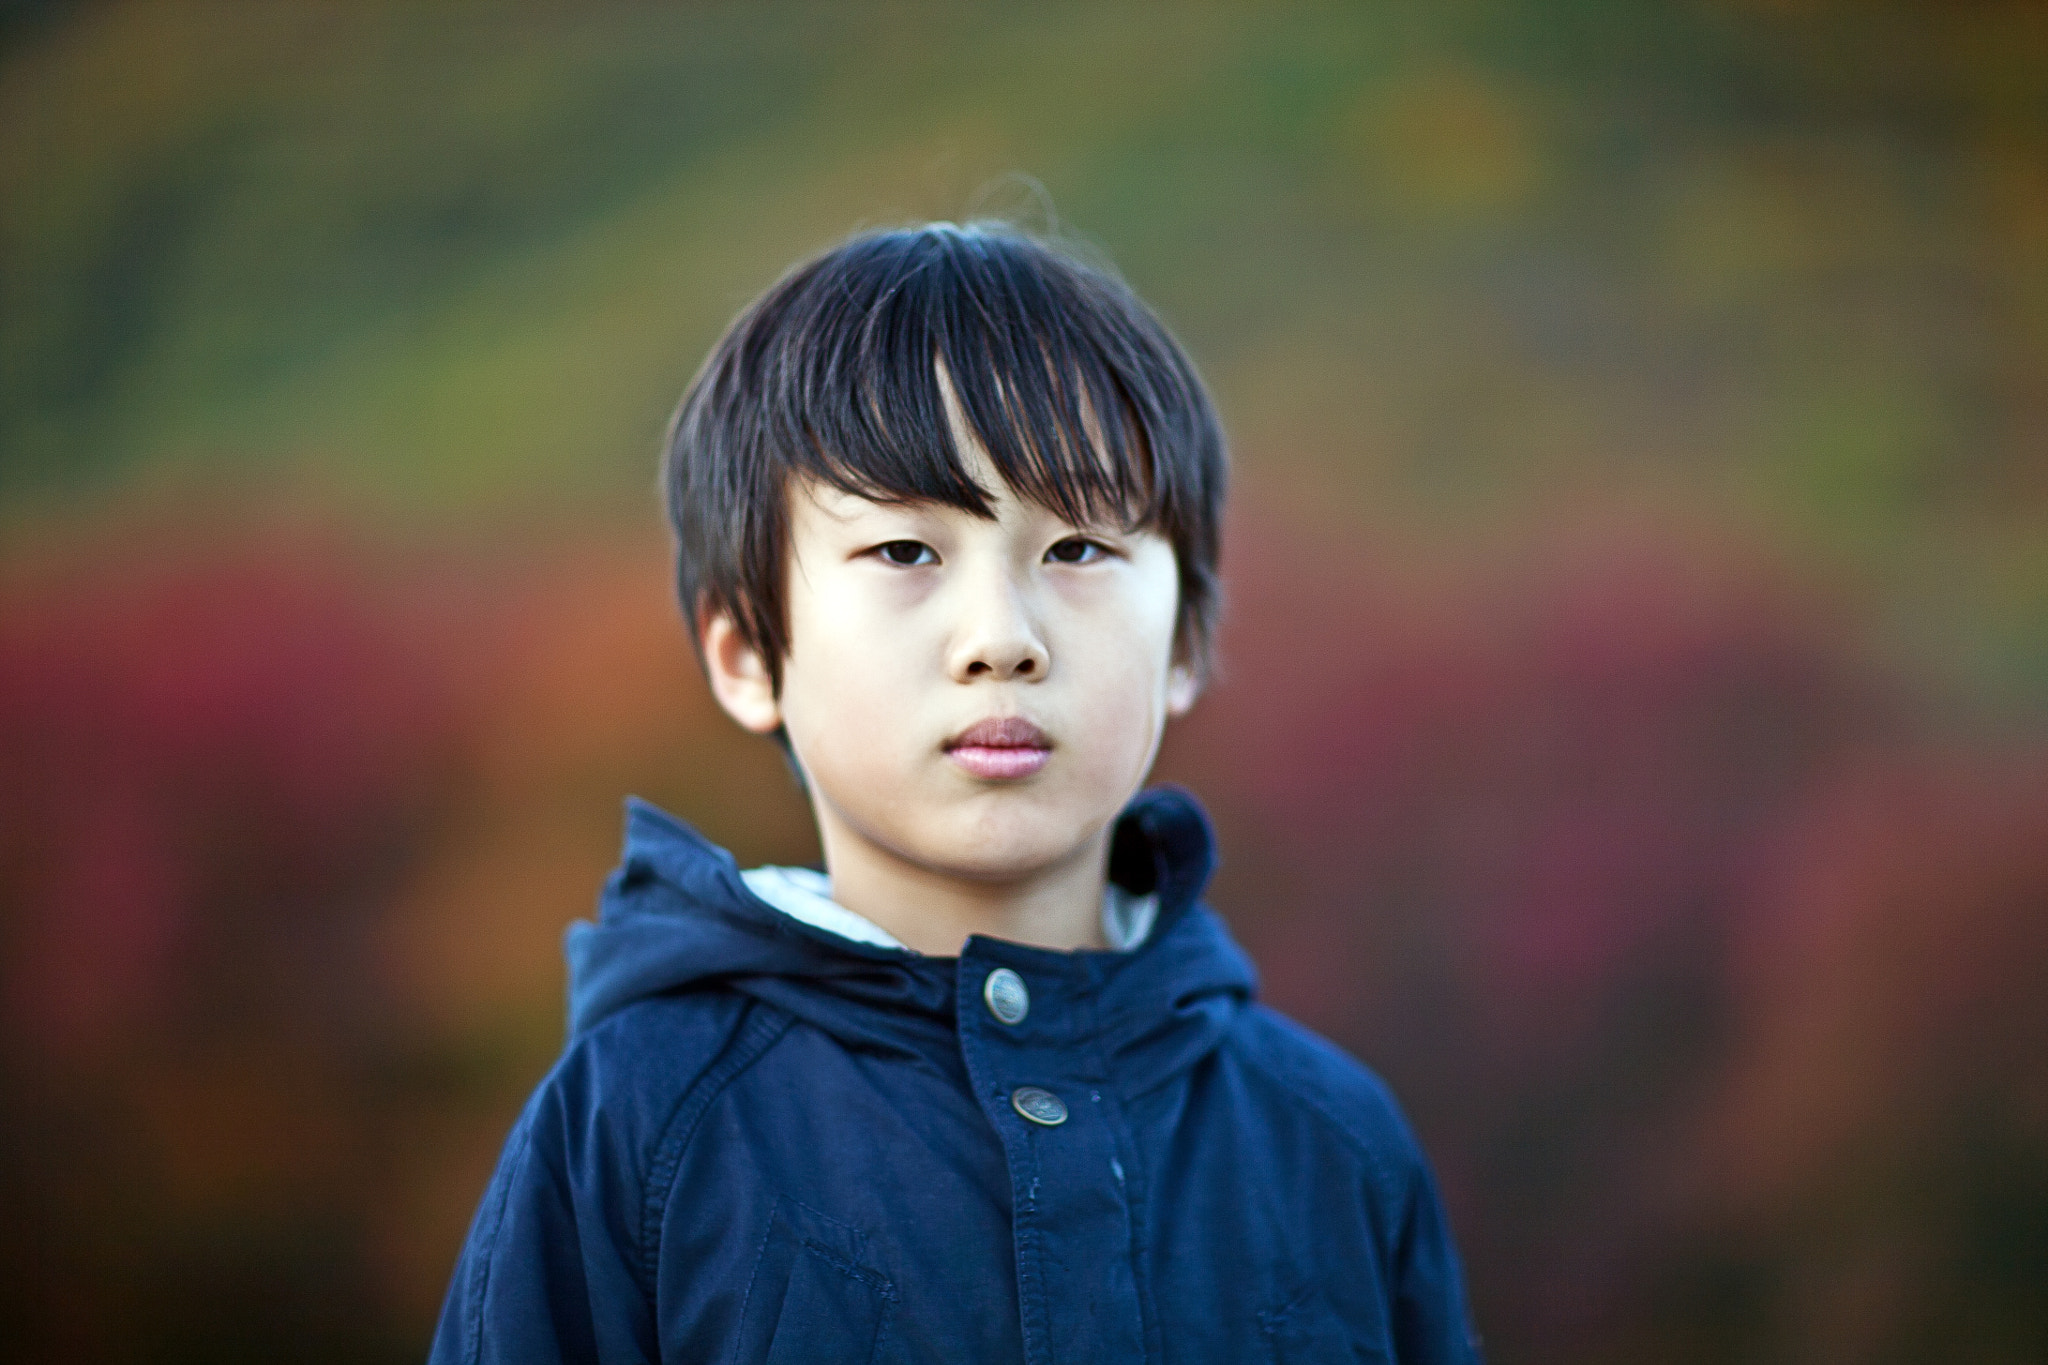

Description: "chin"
922 801 1109 881
928 848 1076 886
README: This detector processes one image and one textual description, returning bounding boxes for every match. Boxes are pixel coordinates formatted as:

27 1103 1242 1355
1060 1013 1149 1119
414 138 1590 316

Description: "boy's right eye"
875 540 937 567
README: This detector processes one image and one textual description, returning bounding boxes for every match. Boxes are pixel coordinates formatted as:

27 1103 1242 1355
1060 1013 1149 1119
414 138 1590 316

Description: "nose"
946 567 1050 683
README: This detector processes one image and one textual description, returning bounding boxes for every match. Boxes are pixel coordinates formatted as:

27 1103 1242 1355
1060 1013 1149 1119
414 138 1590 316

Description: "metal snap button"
1010 1085 1068 1126
983 967 1029 1025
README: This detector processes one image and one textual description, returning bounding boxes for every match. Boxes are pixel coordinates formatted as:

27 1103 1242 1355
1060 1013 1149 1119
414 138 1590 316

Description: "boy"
431 223 1481 1363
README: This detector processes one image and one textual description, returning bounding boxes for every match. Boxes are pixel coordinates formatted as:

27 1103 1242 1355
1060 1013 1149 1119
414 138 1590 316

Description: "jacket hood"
564 786 1257 1090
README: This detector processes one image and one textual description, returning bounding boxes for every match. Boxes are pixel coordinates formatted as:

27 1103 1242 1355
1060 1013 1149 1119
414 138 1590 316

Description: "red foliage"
0 531 471 1065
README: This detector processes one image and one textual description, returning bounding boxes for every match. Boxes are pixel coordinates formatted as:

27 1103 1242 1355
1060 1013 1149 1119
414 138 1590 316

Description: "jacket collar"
564 786 1255 1090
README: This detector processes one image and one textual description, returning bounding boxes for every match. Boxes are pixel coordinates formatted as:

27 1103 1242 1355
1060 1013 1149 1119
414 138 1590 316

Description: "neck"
812 815 1112 957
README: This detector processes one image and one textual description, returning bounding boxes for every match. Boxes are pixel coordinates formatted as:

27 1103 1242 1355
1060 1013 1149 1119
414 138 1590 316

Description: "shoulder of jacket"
447 991 798 1317
521 989 794 1170
1223 1003 1429 1198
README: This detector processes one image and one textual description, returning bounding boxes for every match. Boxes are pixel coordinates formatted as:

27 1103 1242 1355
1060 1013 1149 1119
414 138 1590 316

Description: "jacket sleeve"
1389 1154 1486 1365
427 1079 658 1365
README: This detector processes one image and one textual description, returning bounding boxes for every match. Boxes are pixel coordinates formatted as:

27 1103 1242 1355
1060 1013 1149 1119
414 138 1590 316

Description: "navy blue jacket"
431 787 1481 1364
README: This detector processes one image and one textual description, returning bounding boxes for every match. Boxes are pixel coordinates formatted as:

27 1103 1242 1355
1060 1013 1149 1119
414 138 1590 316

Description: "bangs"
751 225 1198 530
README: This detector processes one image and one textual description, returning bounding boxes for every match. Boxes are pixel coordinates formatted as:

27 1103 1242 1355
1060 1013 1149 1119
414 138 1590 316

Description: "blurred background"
4 1 2046 1360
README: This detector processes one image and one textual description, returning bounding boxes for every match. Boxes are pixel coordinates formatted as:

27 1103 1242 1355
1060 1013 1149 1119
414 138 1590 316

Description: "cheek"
779 600 925 775
1059 602 1178 775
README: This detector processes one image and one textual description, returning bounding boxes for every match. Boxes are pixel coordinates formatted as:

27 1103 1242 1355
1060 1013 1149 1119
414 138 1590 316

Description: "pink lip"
945 716 1052 780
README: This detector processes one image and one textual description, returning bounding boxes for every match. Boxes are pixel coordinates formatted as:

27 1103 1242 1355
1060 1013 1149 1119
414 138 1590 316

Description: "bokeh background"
5 1 2046 1361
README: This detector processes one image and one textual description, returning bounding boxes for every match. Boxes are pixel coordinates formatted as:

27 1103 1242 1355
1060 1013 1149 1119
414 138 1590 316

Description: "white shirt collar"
739 864 1159 954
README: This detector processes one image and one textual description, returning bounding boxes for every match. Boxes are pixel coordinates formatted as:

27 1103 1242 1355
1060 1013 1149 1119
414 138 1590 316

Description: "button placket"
954 956 1147 1363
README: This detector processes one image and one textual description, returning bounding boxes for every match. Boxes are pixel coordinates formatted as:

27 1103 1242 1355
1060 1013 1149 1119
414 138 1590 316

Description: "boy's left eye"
874 540 938 566
1045 537 1109 565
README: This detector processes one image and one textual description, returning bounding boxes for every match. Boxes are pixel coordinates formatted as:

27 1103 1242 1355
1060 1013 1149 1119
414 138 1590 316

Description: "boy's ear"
698 608 783 735
1165 659 1200 718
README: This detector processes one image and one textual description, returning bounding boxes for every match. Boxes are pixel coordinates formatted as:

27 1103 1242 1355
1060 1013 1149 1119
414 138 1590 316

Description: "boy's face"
703 436 1197 899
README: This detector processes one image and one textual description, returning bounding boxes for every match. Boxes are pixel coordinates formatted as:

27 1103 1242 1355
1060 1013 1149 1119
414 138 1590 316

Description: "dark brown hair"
663 222 1227 686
